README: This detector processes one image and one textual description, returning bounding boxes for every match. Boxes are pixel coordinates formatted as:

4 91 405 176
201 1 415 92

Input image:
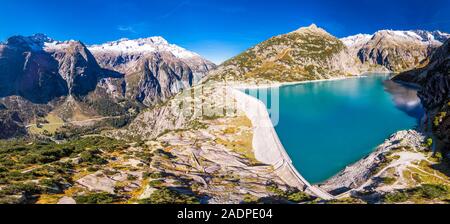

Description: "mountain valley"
0 25 449 204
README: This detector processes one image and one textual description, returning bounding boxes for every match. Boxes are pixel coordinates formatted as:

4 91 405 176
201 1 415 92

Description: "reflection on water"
383 80 425 123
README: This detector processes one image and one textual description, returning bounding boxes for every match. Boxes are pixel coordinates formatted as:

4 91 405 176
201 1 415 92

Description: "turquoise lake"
244 75 424 184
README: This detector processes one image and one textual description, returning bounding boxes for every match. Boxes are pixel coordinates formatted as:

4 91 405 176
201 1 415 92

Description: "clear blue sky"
1 0 450 63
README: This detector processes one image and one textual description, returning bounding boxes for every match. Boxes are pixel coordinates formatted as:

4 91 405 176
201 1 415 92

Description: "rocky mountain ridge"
342 30 450 72
394 39 449 152
0 34 104 102
89 36 216 105
209 24 380 83
207 26 449 84
89 36 200 59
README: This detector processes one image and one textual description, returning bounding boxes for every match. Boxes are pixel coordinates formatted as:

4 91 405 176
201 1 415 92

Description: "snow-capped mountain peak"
89 36 200 59
342 29 450 73
341 30 450 49
415 30 450 43
369 30 449 45
28 33 54 43
6 34 56 51
340 34 373 47
3 34 82 52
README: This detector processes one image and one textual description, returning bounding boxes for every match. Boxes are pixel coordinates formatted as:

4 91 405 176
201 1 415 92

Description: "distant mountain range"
0 26 448 139
0 34 215 138
0 34 215 104
209 24 372 83
342 30 450 72
209 25 449 83
88 37 215 105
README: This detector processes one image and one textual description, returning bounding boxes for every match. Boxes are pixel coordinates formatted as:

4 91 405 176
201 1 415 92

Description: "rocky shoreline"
319 130 426 196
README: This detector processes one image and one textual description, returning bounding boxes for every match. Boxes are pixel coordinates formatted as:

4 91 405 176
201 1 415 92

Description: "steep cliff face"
125 53 193 105
0 35 215 107
343 30 449 73
0 34 126 127
209 24 381 83
0 35 69 103
417 40 450 108
0 34 215 138
89 37 216 105
93 51 198 105
395 39 449 153
46 41 105 98
0 34 117 103
0 110 27 139
416 40 449 152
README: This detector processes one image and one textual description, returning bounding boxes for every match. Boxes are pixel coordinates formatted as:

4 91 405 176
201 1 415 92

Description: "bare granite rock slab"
76 172 116 194
319 130 426 194
138 185 157 200
57 196 76 204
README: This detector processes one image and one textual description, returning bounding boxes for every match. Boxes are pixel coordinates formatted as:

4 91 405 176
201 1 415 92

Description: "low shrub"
383 191 409 203
127 174 138 181
381 177 396 185
287 191 313 203
75 193 118 204
413 184 449 199
149 172 166 179
139 187 199 204
148 180 164 187
80 150 108 165
266 182 313 203
0 183 41 196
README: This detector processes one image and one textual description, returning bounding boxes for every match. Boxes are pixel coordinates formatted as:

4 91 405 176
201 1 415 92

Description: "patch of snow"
342 30 450 47
340 34 373 47
43 41 73 51
4 33 79 52
377 30 449 45
89 36 200 59
11 34 55 51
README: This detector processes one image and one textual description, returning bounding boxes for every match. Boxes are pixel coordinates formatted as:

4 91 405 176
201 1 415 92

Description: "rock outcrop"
0 34 70 103
320 130 426 195
0 110 27 139
89 37 216 105
342 30 449 73
394 39 449 153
